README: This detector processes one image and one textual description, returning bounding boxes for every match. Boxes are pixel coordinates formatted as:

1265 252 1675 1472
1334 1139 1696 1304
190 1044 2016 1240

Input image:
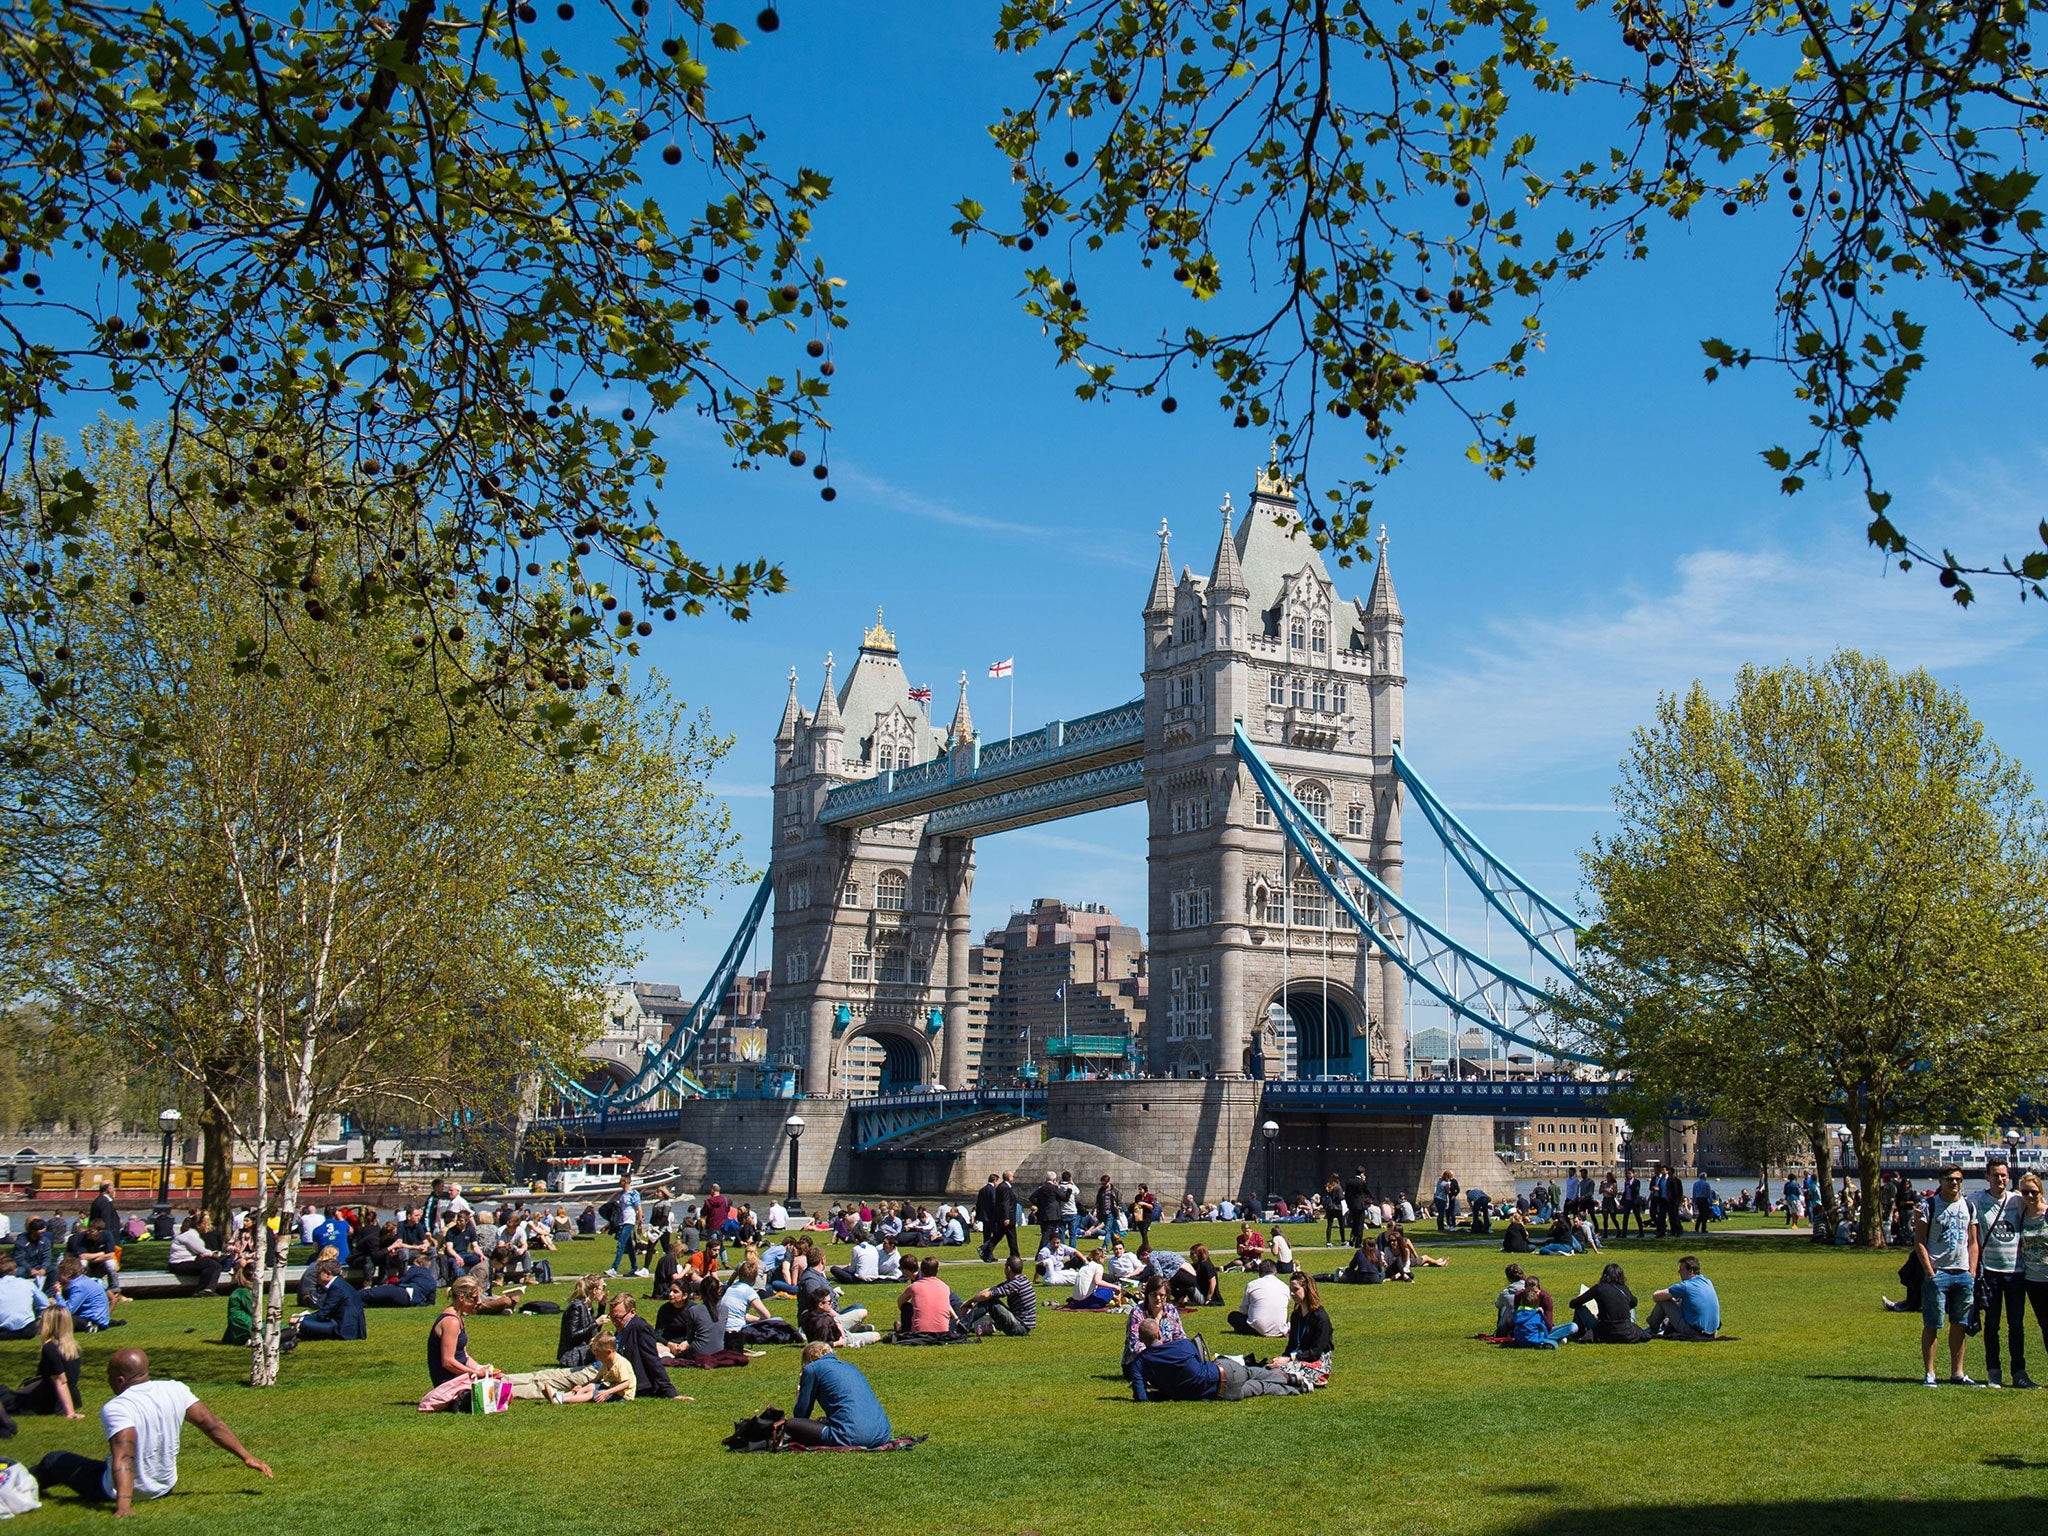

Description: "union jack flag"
908 684 933 704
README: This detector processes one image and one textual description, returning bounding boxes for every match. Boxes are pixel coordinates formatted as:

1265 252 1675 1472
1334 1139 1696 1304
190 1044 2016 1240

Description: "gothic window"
849 948 872 982
788 877 811 910
1198 964 1210 987
1289 616 1306 650
1290 675 1306 709
841 879 861 907
1254 792 1273 828
1200 796 1213 828
1297 781 1329 825
1292 879 1329 928
784 947 809 983
1179 612 1196 644
1347 802 1366 836
920 882 942 914
1269 672 1285 707
1170 966 1184 989
1333 682 1348 714
877 870 908 912
910 954 931 986
1311 620 1327 655
1311 677 1328 712
880 946 907 984
1172 801 1185 834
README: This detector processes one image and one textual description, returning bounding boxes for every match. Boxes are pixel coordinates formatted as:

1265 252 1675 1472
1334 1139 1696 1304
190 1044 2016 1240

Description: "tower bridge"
544 464 1599 1201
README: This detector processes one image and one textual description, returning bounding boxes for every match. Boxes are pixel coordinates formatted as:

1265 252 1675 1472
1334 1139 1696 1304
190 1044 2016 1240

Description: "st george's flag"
908 684 933 704
988 658 1014 679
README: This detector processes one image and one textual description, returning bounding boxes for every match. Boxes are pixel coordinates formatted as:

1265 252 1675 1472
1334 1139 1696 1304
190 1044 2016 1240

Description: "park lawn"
8 1227 2043 1536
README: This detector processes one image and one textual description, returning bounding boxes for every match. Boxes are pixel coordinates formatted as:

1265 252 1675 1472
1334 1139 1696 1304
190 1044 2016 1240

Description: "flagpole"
1008 666 1014 743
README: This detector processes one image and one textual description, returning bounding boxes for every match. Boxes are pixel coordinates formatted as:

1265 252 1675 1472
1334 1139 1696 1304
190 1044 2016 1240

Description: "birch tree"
0 422 743 1381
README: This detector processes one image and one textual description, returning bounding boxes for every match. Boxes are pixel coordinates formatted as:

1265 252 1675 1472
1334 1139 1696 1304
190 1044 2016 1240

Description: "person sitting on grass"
607 1293 680 1399
54 1258 115 1333
1381 1226 1420 1282
1068 1249 1119 1309
1504 1277 1577 1348
1230 1222 1266 1271
222 1264 257 1347
1501 1208 1534 1254
0 1303 85 1419
963 1256 1038 1337
297 1246 339 1307
1268 1228 1295 1275
1128 1319 1308 1400
1570 1262 1650 1344
32 1347 270 1515
1320 1241 1385 1286
655 1277 698 1343
1646 1255 1721 1341
555 1273 607 1368
422 1276 499 1409
542 1332 636 1405
677 1274 763 1366
829 1230 882 1285
362 1255 439 1310
1037 1239 1083 1286
896 1256 963 1339
1169 1243 1222 1309
1107 1238 1144 1284
1226 1259 1290 1337
797 1287 879 1351
782 1331 894 1447
294 1259 367 1341
1282 1272 1333 1364
0 1252 48 1340
1123 1275 1185 1373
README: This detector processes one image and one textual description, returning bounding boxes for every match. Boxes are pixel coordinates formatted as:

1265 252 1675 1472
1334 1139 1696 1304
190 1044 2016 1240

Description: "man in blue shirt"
0 1252 48 1338
310 1209 350 1263
1129 1319 1307 1399
1690 1175 1715 1234
1647 1255 1721 1340
786 1336 893 1447
56 1258 114 1332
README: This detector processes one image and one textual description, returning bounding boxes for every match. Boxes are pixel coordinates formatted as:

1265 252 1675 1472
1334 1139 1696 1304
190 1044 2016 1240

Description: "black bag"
723 1407 786 1452
519 1300 562 1314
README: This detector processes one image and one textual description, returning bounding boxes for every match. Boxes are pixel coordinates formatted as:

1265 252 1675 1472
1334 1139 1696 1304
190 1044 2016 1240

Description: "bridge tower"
770 613 979 1096
1142 466 1408 1079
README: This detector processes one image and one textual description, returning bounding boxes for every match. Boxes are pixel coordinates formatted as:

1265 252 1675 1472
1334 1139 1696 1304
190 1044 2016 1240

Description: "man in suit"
992 1174 1020 1260
974 1174 1001 1263
1343 1169 1372 1248
296 1260 367 1340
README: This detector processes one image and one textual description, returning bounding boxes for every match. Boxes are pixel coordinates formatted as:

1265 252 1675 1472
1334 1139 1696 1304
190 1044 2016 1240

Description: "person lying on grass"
1127 1319 1307 1400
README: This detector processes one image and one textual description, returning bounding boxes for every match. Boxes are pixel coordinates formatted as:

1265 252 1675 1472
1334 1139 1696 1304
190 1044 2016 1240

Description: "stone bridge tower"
1142 467 1408 1079
769 613 979 1096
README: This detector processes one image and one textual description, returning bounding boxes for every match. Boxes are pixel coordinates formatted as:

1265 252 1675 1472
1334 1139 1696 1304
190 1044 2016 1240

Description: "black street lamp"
783 1114 806 1217
1261 1118 1279 1208
152 1107 182 1239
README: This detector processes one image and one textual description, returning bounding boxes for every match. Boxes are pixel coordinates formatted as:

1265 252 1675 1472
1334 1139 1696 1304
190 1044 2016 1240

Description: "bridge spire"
1208 493 1248 596
947 669 974 746
775 665 802 743
1144 517 1174 617
1366 523 1402 623
812 650 843 731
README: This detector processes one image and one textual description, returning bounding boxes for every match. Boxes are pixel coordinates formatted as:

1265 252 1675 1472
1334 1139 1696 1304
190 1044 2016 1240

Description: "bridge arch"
1253 980 1366 1079
833 1020 937 1096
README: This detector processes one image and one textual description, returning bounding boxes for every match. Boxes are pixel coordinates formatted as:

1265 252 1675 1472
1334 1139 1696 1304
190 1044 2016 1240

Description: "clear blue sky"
621 5 2048 994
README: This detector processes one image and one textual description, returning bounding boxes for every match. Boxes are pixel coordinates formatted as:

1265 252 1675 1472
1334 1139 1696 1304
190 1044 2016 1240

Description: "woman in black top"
651 1236 684 1299
1501 1210 1533 1253
1169 1242 1221 1309
1574 1262 1649 1343
556 1272 606 1367
1284 1272 1333 1362
0 1306 83 1419
654 1279 694 1343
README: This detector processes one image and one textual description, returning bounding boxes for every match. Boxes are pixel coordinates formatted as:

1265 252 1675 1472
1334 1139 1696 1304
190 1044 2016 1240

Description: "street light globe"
785 1114 805 1139
1260 1119 1279 1141
158 1108 183 1131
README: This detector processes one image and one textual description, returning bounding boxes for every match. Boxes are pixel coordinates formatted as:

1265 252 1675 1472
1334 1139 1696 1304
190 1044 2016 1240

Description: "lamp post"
1261 1119 1279 1211
783 1114 805 1217
152 1108 183 1239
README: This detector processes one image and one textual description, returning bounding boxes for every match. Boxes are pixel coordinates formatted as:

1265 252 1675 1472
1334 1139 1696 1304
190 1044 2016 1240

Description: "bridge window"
1268 672 1285 706
1290 674 1306 709
1292 880 1329 928
876 871 908 912
788 877 811 909
1179 612 1197 644
1297 781 1329 825
1311 620 1327 655
1311 678 1328 712
841 879 861 907
910 954 931 985
1171 801 1184 834
921 882 942 914
784 947 809 983
880 946 908 983
1347 803 1365 836
1333 682 1348 714
849 948 872 982
1254 793 1272 828
1289 615 1306 650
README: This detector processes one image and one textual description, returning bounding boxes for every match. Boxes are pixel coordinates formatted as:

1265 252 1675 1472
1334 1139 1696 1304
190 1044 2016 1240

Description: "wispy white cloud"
1408 481 2048 798
835 463 1148 570
707 782 774 799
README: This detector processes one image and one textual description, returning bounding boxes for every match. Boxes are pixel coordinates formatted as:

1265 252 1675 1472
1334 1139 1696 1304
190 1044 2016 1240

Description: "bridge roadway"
817 699 1145 836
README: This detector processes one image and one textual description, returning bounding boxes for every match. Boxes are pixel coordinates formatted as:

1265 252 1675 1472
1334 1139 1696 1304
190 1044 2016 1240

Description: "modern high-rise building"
974 899 1147 1083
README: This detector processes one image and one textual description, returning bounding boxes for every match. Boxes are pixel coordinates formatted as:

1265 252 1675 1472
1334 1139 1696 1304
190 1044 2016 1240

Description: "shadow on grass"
1983 1455 2048 1470
1489 1498 2048 1536
1804 1373 1925 1385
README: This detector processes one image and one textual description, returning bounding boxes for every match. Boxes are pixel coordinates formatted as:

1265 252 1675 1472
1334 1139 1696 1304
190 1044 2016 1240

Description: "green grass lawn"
8 1224 2044 1534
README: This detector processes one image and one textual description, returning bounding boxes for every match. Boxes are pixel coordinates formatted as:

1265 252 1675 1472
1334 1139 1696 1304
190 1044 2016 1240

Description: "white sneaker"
604 1269 618 1277
1924 1372 1939 1387
634 1268 651 1278
1953 1373 1982 1386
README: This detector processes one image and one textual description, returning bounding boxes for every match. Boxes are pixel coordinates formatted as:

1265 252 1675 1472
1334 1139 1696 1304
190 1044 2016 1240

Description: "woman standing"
1323 1176 1347 1246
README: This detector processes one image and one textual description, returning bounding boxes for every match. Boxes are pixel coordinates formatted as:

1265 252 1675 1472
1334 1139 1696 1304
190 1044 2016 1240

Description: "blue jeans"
1923 1267 1974 1329
612 1226 638 1271
1547 1321 1577 1344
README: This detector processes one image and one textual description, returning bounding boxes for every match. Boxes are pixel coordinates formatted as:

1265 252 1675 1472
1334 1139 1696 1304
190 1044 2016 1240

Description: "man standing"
88 1184 120 1245
33 1348 270 1515
1058 1171 1081 1245
974 1174 1001 1264
1343 1168 1371 1248
1029 1172 1064 1258
1916 1163 1981 1387
609 1178 644 1278
309 1208 350 1263
1691 1172 1714 1235
1973 1153 2031 1388
993 1173 1020 1260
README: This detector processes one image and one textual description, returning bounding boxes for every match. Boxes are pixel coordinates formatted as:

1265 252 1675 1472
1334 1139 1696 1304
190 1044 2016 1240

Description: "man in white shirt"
831 1236 882 1283
1227 1260 1290 1337
34 1348 270 1516
766 1201 789 1232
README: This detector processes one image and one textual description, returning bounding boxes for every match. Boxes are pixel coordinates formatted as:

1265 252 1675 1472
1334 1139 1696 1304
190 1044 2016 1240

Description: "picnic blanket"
786 1434 928 1453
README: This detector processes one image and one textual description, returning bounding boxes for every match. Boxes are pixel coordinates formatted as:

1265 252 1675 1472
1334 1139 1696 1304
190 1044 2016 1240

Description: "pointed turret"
947 671 974 746
808 652 844 776
775 666 802 743
1365 524 1402 623
1144 518 1174 617
812 652 842 730
1208 494 1248 596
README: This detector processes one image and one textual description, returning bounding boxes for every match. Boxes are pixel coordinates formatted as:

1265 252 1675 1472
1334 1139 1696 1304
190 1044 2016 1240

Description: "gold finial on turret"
1254 446 1292 499
861 605 898 654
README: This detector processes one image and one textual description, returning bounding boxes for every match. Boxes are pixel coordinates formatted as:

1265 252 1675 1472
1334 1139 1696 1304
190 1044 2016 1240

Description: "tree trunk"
201 1096 234 1235
1853 1120 1887 1247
